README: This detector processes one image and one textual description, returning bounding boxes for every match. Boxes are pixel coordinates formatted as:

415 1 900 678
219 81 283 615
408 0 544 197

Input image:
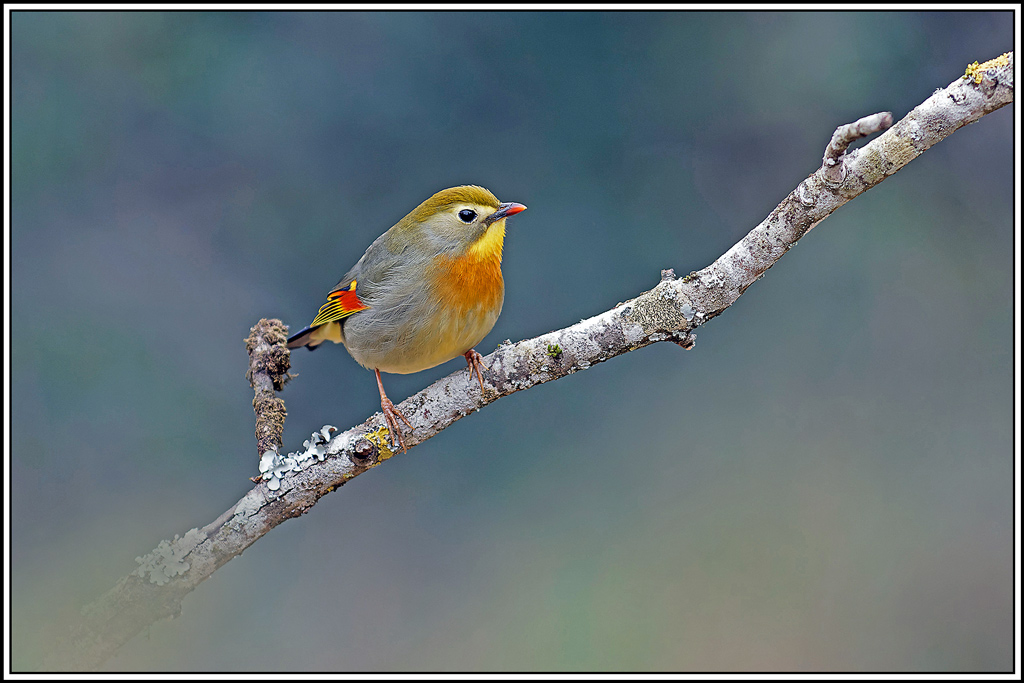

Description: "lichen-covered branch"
821 111 894 183
39 52 1013 672
244 318 292 457
823 111 893 161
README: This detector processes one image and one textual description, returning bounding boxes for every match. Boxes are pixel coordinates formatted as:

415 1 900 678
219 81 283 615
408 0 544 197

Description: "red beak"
487 202 527 224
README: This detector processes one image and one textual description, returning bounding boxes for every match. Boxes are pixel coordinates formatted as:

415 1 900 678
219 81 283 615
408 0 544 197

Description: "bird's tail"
289 281 367 350
287 326 319 350
287 321 343 350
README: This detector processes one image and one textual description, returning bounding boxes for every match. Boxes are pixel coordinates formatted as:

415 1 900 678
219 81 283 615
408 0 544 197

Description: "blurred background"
10 10 1015 672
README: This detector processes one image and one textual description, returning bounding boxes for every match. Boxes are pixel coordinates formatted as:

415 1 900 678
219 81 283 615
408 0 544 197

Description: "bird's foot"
380 395 412 453
375 368 412 453
464 349 487 392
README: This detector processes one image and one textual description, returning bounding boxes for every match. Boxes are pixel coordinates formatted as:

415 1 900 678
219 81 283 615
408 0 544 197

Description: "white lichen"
624 323 645 343
133 529 203 586
260 425 338 490
701 267 728 289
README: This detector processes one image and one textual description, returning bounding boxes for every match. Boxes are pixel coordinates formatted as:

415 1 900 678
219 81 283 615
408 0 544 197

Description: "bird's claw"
464 349 487 392
380 396 412 453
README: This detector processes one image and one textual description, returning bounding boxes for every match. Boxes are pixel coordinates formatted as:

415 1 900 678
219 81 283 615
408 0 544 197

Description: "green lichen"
546 343 562 357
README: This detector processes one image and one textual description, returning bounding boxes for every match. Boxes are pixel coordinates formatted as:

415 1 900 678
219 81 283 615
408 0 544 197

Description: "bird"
287 185 527 452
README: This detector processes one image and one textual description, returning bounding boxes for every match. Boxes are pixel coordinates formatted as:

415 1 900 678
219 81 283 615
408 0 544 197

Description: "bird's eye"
458 209 477 223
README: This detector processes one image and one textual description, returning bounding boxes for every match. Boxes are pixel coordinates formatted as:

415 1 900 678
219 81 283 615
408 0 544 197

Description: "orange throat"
431 221 505 316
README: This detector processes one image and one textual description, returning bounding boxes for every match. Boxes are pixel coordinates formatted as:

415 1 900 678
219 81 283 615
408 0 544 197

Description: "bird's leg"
463 349 487 392
375 368 412 453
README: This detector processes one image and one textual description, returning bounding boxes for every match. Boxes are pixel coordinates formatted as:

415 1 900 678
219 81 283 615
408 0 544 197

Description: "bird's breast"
428 250 504 320
341 251 505 375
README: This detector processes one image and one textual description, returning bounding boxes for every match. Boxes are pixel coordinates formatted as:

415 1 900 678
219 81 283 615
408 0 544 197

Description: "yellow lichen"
364 425 396 463
964 52 1011 84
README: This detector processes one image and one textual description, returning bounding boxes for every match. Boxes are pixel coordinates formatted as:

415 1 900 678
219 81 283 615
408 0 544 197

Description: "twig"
821 111 893 183
37 52 1014 672
244 319 292 459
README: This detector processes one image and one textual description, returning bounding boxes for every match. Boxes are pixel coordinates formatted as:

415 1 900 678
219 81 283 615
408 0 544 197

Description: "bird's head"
393 185 526 261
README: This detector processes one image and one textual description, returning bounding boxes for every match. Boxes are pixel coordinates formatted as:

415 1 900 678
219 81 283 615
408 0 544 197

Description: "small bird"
287 185 526 452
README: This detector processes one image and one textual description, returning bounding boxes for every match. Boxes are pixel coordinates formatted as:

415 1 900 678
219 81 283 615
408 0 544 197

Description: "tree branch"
39 52 1014 672
245 318 292 458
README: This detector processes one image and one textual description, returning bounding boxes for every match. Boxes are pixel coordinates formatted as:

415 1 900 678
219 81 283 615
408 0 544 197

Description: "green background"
11 10 1015 672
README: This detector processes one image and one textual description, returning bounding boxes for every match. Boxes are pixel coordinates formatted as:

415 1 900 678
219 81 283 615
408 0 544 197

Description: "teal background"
11 10 1015 672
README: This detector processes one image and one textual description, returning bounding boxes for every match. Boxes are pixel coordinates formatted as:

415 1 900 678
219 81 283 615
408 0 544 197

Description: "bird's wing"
307 226 407 328
309 279 370 328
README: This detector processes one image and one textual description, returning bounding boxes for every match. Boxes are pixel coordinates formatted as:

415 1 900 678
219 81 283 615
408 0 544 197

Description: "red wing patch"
309 280 370 328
